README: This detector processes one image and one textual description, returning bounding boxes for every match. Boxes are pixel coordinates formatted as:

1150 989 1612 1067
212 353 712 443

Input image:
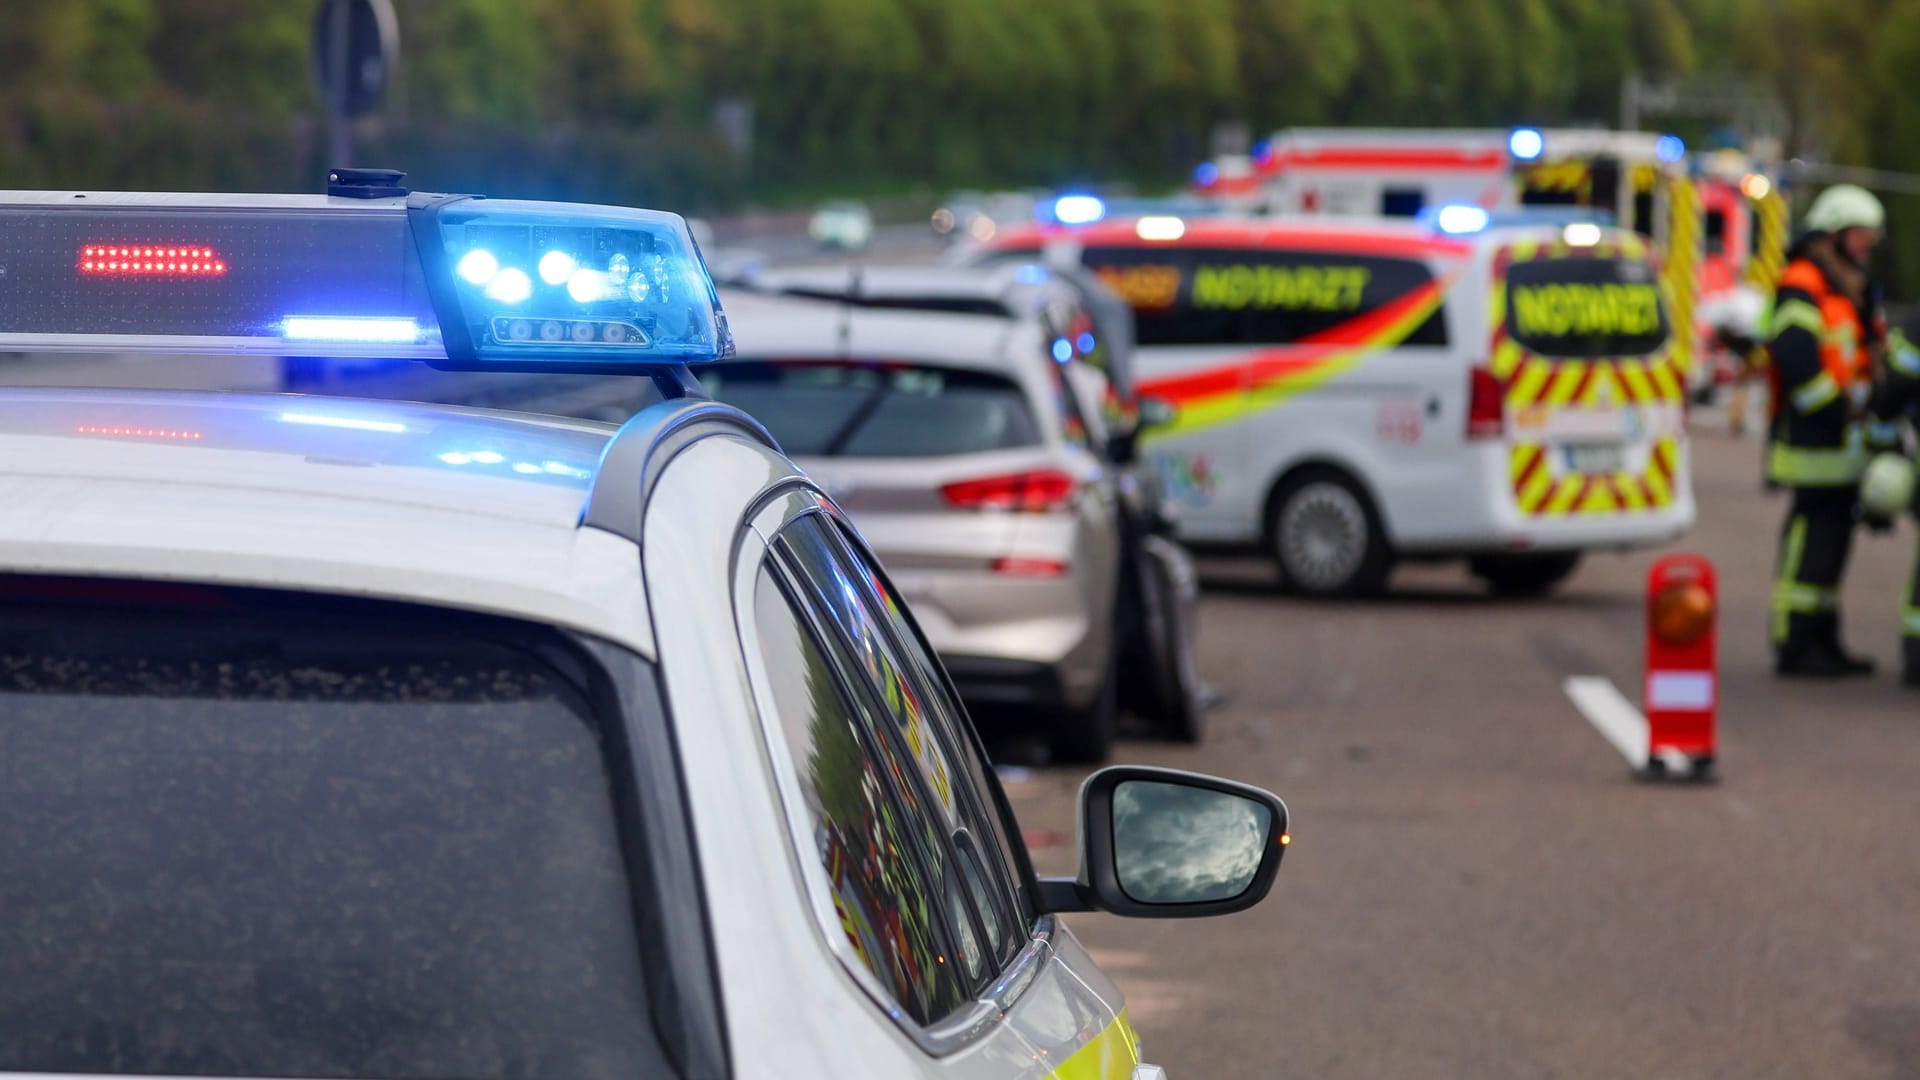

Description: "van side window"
1083 246 1448 348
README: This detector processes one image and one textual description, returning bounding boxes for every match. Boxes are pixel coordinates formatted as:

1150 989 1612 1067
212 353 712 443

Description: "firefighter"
1767 184 1885 677
1864 320 1920 684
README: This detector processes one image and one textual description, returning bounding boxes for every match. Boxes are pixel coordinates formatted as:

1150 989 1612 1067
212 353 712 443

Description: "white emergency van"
967 214 1696 596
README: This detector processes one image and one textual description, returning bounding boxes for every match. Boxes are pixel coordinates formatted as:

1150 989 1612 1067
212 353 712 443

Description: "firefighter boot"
1776 613 1875 678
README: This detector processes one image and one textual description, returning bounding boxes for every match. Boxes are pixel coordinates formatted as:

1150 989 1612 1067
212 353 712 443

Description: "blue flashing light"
1052 194 1106 226
1435 204 1491 235
1251 140 1274 167
1051 338 1073 363
469 450 505 465
1014 264 1050 285
1076 331 1096 353
1508 127 1545 162
438 451 472 465
433 199 733 365
1655 134 1686 164
512 461 543 474
567 268 608 303
0 192 730 372
484 267 533 305
538 250 578 286
455 248 498 286
1194 162 1221 188
279 411 407 434
283 315 420 344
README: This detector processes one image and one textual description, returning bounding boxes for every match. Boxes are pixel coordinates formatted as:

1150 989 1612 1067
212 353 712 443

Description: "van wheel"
1270 470 1392 597
1471 552 1583 597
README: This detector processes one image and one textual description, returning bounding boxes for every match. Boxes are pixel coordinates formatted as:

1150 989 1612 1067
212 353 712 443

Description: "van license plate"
1563 443 1626 474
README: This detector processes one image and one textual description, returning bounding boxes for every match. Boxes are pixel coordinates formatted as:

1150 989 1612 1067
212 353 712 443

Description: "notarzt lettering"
1511 283 1660 339
1190 264 1370 312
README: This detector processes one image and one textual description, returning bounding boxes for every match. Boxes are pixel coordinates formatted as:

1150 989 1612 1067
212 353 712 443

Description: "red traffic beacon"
1643 553 1718 781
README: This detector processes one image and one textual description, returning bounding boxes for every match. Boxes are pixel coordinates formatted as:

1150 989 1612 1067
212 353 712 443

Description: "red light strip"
78 245 227 276
75 426 205 440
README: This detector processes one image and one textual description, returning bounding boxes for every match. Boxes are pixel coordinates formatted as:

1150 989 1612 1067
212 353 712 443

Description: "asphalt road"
1006 412 1920 1079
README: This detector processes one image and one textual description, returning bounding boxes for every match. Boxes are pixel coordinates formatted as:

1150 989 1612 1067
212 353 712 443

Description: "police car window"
1504 256 1669 359
751 564 976 1023
702 359 1041 458
786 516 1025 963
1083 246 1448 348
0 585 666 1080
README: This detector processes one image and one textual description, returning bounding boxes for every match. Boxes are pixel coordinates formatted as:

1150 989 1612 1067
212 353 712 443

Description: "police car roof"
719 289 1039 373
0 387 662 653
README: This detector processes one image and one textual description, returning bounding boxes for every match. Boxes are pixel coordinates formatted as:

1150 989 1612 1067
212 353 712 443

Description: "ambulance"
961 210 1696 596
1196 126 1792 398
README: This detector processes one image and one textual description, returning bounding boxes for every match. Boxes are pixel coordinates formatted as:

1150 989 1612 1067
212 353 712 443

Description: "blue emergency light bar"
0 189 734 374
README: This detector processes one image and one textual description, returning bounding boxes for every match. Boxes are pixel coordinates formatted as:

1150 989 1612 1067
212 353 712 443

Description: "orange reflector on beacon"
1643 554 1717 781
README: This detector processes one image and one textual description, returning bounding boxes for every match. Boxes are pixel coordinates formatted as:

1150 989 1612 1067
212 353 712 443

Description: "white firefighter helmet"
1861 452 1916 518
1804 184 1886 234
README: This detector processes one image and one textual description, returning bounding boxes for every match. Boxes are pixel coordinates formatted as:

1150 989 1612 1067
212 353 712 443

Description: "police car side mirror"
1036 766 1288 918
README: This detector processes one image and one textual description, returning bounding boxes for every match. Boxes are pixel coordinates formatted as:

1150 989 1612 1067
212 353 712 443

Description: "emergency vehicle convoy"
0 180 1289 1079
962 210 1696 596
1196 126 1792 399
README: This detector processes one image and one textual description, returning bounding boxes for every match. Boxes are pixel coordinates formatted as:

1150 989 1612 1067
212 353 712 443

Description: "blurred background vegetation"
0 1 1913 239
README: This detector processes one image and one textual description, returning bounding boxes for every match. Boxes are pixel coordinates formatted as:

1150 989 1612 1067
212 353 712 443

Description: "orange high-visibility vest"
1777 259 1868 388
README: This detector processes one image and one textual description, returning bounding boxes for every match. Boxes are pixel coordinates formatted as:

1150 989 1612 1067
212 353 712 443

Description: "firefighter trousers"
1772 486 1859 657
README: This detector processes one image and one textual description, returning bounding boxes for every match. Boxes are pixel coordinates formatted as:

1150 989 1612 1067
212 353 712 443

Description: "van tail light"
992 556 1071 577
940 469 1077 512
1467 365 1508 440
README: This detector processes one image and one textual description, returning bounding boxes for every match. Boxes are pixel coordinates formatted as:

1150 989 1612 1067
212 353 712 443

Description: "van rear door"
1490 236 1686 519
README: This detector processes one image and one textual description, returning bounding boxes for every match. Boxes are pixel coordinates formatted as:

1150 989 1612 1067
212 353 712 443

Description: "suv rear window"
0 582 668 1080
703 359 1041 457
1504 256 1669 358
1081 246 1448 347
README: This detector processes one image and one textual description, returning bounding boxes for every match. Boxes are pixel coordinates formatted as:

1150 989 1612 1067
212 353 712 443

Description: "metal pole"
1621 74 1640 132
327 0 351 168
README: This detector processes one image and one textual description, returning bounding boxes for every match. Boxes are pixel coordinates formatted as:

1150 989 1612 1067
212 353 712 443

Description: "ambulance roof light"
1135 215 1186 242
1562 222 1604 247
1655 134 1686 164
1508 127 1546 162
1050 194 1107 226
1435 204 1491 235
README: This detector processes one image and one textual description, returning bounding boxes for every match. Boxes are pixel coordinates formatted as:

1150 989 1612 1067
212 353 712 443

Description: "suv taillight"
1467 366 1507 440
940 469 1076 512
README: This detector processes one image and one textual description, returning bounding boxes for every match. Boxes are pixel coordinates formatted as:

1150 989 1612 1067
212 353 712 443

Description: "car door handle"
1425 395 1442 418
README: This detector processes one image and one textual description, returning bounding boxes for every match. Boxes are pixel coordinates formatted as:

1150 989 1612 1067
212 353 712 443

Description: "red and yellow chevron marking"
1490 236 1686 517
1138 269 1461 439
1509 436 1680 516
1663 176 1701 376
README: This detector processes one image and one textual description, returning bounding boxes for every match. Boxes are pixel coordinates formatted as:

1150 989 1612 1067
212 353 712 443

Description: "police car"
0 178 1288 1080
